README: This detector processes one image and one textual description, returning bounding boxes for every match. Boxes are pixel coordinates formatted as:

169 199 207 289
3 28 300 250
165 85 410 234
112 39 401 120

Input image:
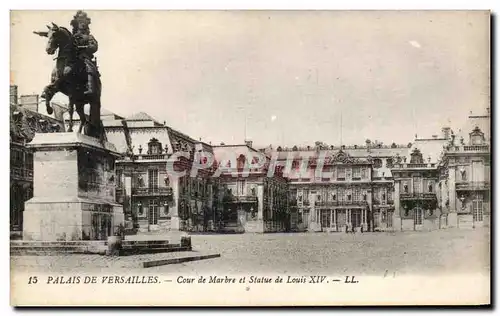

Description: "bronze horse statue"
34 23 104 141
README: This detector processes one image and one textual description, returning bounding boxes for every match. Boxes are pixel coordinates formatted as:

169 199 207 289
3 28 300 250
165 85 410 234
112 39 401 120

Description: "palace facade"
9 86 65 238
9 83 490 235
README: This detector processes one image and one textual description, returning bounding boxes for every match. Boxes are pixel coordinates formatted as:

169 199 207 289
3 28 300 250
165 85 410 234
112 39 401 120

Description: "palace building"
9 83 490 235
212 142 291 233
9 86 65 238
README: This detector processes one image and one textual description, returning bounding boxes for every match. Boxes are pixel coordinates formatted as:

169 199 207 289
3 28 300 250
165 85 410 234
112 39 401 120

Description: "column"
448 166 458 228
393 181 402 231
255 184 264 232
169 177 180 230
332 209 336 231
330 210 333 230
347 209 351 227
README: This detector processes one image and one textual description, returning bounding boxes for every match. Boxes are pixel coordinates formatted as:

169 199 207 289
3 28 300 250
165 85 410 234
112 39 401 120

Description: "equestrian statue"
34 10 105 141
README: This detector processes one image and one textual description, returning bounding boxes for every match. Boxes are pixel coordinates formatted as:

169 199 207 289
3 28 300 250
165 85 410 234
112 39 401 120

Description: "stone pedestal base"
23 132 124 241
23 199 124 241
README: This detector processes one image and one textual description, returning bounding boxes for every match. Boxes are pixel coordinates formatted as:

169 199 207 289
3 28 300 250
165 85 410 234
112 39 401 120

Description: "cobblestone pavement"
11 228 490 276
153 228 490 276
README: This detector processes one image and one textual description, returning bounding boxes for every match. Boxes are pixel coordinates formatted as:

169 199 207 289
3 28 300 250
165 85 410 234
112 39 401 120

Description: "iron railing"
131 187 173 196
455 181 490 191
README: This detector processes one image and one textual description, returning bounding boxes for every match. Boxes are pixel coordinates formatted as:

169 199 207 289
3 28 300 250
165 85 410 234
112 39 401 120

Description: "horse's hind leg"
76 103 86 134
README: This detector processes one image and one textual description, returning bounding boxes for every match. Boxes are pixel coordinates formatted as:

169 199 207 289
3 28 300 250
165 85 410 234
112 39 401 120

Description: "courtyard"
11 228 490 277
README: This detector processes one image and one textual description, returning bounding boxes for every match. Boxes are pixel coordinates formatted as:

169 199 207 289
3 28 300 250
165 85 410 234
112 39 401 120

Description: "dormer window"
410 148 424 164
470 126 484 145
147 138 162 155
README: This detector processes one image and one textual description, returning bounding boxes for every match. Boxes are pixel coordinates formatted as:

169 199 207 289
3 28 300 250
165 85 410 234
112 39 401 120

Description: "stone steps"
10 239 191 256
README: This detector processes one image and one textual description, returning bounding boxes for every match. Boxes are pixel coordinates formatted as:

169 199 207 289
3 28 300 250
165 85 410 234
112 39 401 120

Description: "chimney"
245 140 253 148
432 135 438 139
19 94 39 112
441 127 451 140
10 85 18 105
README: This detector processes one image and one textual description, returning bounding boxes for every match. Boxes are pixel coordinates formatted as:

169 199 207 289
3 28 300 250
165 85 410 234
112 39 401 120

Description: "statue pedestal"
23 133 124 241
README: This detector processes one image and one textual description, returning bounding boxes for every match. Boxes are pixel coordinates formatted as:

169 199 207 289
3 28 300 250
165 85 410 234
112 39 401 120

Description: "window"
148 199 159 225
373 159 382 168
237 180 245 195
353 167 361 179
338 188 345 202
428 183 433 193
148 169 159 189
387 211 393 227
414 208 423 225
361 168 368 179
471 161 484 182
413 177 422 193
472 193 483 222
386 158 393 168
353 187 361 201
337 167 346 180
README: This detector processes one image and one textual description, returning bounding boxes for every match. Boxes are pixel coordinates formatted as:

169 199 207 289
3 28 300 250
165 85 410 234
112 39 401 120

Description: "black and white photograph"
8 9 491 306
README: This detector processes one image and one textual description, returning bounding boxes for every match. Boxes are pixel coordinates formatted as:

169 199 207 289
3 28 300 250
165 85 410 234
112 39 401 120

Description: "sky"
10 10 490 148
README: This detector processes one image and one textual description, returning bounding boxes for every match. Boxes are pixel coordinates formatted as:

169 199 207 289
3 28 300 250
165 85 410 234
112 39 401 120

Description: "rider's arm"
87 35 98 54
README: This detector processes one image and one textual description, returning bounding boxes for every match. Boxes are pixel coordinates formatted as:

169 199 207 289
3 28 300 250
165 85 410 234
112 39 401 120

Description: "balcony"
400 192 437 201
393 163 436 169
315 200 368 207
132 186 173 197
373 198 394 205
233 195 258 203
456 181 490 191
11 167 33 181
448 145 490 153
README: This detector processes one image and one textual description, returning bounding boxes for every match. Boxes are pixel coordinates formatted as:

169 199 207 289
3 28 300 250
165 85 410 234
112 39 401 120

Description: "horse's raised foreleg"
42 86 54 115
76 103 86 134
67 101 75 132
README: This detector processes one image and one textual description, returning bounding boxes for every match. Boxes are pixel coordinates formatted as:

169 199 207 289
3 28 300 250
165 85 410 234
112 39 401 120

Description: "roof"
126 112 161 123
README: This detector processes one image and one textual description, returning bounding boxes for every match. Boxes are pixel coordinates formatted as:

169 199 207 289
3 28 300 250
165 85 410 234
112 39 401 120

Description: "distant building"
212 143 290 233
437 108 491 229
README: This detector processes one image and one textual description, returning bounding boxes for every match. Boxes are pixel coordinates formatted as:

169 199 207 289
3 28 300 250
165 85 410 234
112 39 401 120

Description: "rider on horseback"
41 10 98 104
70 10 99 96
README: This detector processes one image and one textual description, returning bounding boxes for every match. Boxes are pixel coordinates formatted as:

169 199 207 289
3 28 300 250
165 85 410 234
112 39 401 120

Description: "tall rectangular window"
148 169 159 189
472 193 483 222
413 177 422 193
353 187 361 201
353 167 361 179
337 167 346 180
361 168 368 179
338 187 345 202
471 161 484 182
148 199 159 225
237 180 245 195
